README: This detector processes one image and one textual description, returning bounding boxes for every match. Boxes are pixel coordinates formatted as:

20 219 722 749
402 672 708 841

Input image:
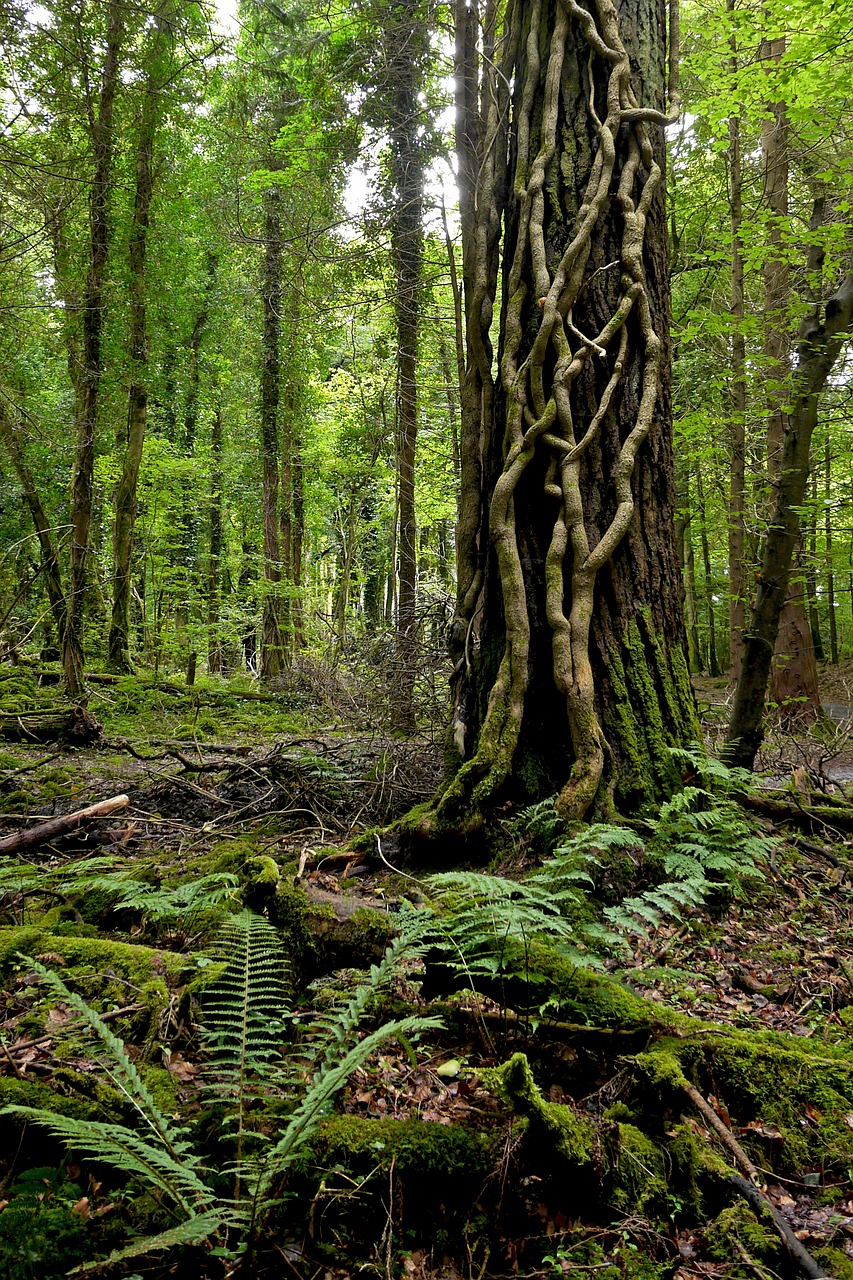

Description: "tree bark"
696 466 720 676
63 0 124 695
724 256 853 768
0 404 67 646
826 437 838 664
419 0 695 837
108 10 168 672
208 391 224 675
760 32 821 718
388 0 426 734
726 20 747 678
260 185 285 681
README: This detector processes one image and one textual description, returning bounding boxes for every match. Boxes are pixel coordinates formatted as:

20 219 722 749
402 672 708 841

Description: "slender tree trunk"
63 0 124 694
260 186 285 680
208 394 224 674
279 279 303 661
696 468 719 677
724 243 853 766
0 405 67 644
806 471 824 661
759 32 821 717
388 0 425 734
826 437 838 664
684 521 701 674
727 18 747 678
108 14 166 671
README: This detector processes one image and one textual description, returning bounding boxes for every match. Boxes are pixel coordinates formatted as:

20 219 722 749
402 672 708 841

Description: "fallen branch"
680 1080 761 1183
740 791 853 832
681 1080 827 1279
729 1173 827 1279
0 794 129 856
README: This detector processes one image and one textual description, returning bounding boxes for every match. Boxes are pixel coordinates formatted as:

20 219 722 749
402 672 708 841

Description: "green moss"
483 1053 594 1165
814 1245 853 1280
0 1076 100 1120
0 927 185 985
1 788 34 811
0 1166 91 1280
704 1202 783 1270
607 1123 667 1214
521 944 684 1030
314 1114 492 1180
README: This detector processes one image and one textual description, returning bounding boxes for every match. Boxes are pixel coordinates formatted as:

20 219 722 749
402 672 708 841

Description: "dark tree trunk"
260 186 285 681
421 0 695 840
208 393 224 675
0 405 67 645
63 0 124 694
109 12 167 672
388 0 425 734
726 19 747 679
826 437 838 665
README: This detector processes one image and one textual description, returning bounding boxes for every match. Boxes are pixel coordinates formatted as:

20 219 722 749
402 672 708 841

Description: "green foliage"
426 751 772 993
0 1167 91 1280
1 913 441 1271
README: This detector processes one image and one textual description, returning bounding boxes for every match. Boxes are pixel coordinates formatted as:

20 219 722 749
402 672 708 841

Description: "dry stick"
2 1003 148 1059
680 1080 761 1183
729 1173 827 1280
0 794 129 856
683 1081 827 1280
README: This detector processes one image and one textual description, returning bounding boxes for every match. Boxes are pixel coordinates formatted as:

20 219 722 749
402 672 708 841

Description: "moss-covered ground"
2 668 853 1276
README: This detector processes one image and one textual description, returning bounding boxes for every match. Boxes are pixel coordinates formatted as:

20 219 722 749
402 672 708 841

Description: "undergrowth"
426 749 775 998
2 910 440 1274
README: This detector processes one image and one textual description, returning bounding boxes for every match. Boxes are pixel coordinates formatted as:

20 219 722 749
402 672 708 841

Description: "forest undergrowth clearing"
4 673 853 1275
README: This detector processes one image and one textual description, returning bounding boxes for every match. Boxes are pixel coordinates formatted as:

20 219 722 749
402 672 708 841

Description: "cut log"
0 794 129 855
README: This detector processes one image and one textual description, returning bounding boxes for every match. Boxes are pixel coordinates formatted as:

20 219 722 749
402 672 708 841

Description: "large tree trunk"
420 0 696 840
63 0 124 694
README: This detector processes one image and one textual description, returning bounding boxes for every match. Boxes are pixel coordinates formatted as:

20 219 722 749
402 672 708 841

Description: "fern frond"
2 1109 214 1216
201 910 291 1125
20 957 190 1156
68 1210 225 1274
250 1013 442 1206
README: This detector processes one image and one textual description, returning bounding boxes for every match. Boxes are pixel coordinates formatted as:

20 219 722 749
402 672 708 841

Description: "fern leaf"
2 1108 214 1216
67 1211 225 1274
20 957 190 1157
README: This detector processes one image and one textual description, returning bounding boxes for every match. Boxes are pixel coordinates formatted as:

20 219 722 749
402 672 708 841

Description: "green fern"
1 911 441 1271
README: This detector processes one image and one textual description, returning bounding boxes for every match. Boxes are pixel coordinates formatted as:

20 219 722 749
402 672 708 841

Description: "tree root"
741 791 853 832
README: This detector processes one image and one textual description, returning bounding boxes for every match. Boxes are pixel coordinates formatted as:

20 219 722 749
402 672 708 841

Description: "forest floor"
3 663 853 1278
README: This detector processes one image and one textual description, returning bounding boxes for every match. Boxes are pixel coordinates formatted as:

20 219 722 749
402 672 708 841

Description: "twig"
681 1080 761 1183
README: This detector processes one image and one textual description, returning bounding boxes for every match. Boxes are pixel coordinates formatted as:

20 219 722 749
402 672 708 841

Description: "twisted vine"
440 0 679 827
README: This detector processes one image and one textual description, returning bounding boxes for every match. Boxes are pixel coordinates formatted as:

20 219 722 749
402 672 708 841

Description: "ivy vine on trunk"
435 0 697 839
